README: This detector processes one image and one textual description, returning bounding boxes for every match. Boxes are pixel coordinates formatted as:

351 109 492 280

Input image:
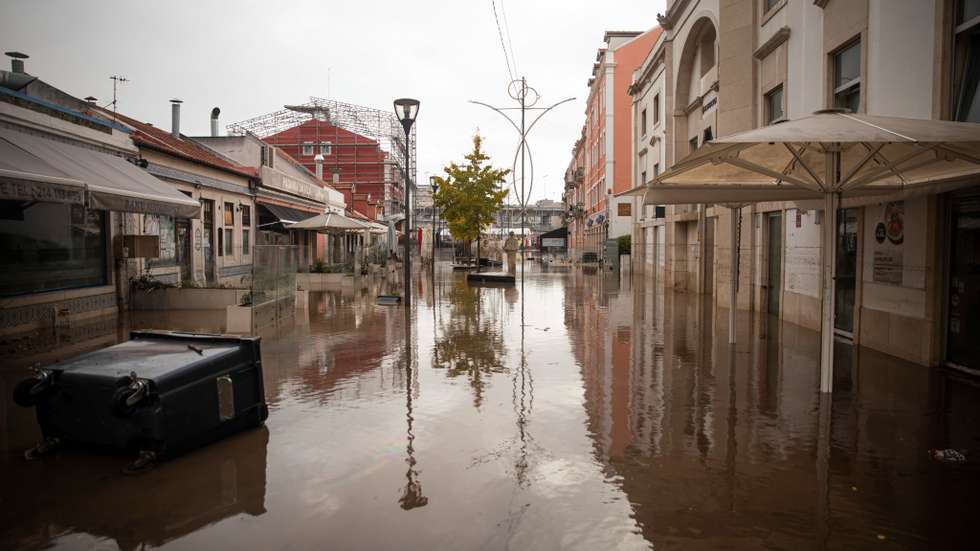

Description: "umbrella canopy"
627 109 980 393
632 110 980 205
287 212 366 232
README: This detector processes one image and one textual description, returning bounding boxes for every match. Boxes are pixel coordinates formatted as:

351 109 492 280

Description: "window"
641 170 647 185
765 85 785 124
640 108 648 136
241 205 251 256
224 202 234 226
763 0 779 13
224 228 234 256
261 146 275 168
144 214 176 268
703 127 713 143
618 203 631 217
689 136 699 152
954 0 980 121
833 40 861 112
0 202 107 296
320 142 332 155
654 163 660 176
653 94 661 124
302 142 314 156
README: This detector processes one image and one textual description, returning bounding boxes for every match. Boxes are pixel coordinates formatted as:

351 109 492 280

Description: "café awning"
623 110 980 393
0 126 200 218
258 203 321 226
0 134 86 204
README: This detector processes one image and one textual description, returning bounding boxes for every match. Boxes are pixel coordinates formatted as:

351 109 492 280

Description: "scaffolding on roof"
227 96 416 188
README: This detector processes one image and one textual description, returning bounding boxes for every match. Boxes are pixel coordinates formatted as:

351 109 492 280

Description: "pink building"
569 28 662 258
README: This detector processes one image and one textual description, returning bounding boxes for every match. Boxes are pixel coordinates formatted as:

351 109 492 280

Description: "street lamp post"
429 176 439 278
394 98 419 305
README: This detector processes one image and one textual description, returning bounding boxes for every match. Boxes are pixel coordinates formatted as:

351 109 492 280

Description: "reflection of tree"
432 280 507 409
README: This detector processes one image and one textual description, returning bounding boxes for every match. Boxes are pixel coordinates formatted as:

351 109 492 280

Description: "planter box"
131 288 248 311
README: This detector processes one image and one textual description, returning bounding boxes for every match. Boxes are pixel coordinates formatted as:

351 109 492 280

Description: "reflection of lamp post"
400 329 428 510
393 98 419 306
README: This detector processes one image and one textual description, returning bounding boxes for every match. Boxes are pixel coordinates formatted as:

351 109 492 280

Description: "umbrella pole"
819 150 840 393
729 207 738 344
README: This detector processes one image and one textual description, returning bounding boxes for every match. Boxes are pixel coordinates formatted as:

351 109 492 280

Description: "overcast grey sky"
2 0 665 203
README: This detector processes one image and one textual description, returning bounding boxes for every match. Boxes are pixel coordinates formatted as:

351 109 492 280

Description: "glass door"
834 208 859 336
947 194 980 370
767 213 782 315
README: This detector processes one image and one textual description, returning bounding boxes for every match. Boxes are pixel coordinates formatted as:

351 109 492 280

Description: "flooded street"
2 265 979 550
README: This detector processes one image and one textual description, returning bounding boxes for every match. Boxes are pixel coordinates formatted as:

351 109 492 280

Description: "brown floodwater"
1 264 979 550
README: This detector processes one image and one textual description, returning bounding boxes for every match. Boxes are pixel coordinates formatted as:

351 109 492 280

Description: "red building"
265 119 395 220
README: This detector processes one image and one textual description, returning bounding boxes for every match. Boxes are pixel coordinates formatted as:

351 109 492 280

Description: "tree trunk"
477 233 482 273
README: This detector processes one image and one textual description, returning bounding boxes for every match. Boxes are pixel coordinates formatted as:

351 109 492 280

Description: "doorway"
201 199 216 285
176 218 192 283
834 208 860 336
704 216 715 295
946 193 980 371
767 213 782 315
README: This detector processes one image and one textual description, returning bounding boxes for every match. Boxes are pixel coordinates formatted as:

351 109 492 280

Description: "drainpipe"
210 107 220 137
170 99 183 138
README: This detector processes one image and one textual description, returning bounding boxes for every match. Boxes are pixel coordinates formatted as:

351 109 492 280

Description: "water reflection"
432 278 507 408
1 267 979 549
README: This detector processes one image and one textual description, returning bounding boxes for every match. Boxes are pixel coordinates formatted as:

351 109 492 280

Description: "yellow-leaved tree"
432 133 510 267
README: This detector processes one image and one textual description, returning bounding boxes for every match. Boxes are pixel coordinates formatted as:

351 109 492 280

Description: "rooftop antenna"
107 75 129 119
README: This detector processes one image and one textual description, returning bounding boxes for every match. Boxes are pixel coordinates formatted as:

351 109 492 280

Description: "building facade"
196 132 347 270
575 28 664 258
263 119 395 220
98 103 258 288
0 56 200 340
627 0 980 372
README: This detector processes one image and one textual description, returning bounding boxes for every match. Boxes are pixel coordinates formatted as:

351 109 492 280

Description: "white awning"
0 133 86 204
0 127 201 218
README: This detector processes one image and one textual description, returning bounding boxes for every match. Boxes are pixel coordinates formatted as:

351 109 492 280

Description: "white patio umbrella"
287 212 366 232
629 109 980 392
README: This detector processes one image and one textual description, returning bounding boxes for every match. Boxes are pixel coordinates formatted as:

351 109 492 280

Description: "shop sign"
872 201 904 285
0 180 84 205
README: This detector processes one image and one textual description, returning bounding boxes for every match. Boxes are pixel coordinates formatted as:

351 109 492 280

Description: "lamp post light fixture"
394 98 419 305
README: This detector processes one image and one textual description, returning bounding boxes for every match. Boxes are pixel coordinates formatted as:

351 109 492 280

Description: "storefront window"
144 214 176 268
0 201 107 296
955 0 980 122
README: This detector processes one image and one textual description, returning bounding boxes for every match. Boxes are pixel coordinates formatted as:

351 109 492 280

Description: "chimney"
5 51 28 73
210 107 221 137
314 154 324 179
170 99 183 138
